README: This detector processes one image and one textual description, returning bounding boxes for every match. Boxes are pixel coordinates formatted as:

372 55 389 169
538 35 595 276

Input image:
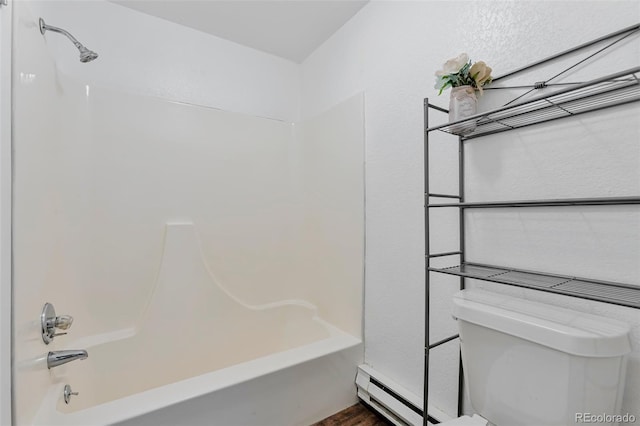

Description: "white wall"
0 0 13 424
301 0 640 418
30 0 300 122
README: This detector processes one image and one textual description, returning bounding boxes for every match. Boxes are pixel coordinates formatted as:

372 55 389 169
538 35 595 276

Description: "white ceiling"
111 0 368 63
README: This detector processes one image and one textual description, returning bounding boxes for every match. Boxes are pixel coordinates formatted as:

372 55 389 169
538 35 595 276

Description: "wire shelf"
426 67 640 140
427 195 640 209
429 262 640 309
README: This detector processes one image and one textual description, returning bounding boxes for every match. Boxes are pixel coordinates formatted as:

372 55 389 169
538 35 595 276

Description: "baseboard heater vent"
355 365 449 426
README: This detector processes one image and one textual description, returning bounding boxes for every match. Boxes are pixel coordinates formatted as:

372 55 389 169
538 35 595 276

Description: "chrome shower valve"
63 384 79 404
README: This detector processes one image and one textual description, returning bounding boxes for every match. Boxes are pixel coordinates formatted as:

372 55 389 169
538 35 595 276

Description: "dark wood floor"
312 402 391 426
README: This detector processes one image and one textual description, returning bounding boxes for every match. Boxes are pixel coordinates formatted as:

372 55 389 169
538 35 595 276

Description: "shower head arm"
38 18 98 63
39 18 83 49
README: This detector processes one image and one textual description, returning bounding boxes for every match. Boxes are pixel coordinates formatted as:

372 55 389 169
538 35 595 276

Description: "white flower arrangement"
434 53 493 95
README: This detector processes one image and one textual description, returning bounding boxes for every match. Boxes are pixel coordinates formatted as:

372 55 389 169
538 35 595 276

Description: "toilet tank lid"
452 289 631 357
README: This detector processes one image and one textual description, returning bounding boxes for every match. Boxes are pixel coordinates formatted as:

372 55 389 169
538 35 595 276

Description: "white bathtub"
31 223 362 426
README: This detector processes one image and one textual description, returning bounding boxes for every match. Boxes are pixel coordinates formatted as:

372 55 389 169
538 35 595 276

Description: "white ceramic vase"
448 85 477 135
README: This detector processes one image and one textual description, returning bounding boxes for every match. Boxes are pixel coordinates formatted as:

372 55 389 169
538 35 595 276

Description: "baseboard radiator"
355 365 451 426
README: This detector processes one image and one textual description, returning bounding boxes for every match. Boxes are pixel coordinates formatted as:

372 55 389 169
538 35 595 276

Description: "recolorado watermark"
576 413 636 423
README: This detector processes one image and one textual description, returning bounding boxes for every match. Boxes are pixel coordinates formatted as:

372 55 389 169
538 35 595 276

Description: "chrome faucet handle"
55 315 74 330
41 303 74 344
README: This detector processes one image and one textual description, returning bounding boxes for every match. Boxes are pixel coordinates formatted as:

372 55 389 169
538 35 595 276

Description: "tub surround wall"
12 3 64 421
30 0 300 122
0 0 12 424
13 1 363 424
53 222 333 412
294 98 365 337
30 221 361 425
300 0 640 418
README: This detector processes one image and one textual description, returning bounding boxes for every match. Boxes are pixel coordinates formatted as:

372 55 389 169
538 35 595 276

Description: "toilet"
441 289 632 426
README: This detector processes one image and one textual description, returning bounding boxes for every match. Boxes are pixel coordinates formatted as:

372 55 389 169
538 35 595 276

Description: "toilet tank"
452 289 631 426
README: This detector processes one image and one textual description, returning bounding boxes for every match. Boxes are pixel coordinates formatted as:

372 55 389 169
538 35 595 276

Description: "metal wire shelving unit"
428 67 640 140
422 23 640 426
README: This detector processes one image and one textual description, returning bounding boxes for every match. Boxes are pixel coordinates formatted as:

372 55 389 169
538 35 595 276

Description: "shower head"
39 18 99 63
78 46 99 63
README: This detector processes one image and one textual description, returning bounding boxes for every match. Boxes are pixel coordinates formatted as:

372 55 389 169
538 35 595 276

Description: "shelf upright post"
423 98 430 426
424 100 468 423
457 134 465 417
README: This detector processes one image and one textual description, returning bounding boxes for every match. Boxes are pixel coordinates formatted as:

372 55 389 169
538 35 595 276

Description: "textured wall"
301 0 640 418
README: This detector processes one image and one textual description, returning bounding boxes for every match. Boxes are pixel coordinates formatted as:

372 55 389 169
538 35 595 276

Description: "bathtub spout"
47 350 88 369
